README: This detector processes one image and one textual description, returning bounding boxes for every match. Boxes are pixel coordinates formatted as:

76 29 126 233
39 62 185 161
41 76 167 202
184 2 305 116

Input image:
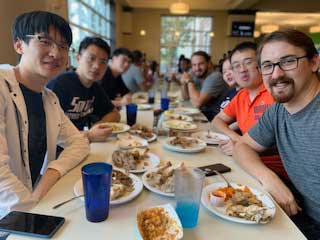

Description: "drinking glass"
126 103 138 126
161 98 170 111
82 162 113 222
174 167 205 228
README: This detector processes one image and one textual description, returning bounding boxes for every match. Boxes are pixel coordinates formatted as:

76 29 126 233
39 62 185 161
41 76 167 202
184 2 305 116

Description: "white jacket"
0 69 90 217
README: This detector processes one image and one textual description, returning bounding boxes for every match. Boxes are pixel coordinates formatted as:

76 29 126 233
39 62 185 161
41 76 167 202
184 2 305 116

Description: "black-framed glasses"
231 58 257 72
81 53 108 66
260 55 308 75
25 34 70 52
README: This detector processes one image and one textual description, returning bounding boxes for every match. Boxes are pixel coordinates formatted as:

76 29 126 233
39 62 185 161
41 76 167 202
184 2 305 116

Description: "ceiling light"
140 29 146 36
175 31 180 36
309 25 320 33
209 32 215 37
169 0 190 15
261 24 279 33
254 31 261 38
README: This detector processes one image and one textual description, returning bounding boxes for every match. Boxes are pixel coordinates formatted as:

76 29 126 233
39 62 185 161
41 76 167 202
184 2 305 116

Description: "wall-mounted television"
231 21 255 37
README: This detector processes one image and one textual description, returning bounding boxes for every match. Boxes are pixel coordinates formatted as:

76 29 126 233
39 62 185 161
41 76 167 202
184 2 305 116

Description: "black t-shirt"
99 67 130 100
19 83 47 187
47 71 115 130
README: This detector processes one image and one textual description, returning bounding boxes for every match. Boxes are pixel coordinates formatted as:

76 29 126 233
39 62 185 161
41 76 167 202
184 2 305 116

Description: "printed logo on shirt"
220 97 231 111
253 102 271 121
66 96 95 120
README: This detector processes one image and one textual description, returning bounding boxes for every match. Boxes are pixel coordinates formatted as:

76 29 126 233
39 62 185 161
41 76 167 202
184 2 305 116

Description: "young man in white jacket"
0 11 89 217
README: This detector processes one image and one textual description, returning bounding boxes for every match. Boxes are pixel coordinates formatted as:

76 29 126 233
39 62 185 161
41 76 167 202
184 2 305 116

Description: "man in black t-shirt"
99 48 132 107
48 37 120 142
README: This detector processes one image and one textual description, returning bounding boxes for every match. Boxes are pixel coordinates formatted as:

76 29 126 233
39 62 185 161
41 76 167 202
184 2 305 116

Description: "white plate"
137 204 183 240
137 104 152 110
163 137 206 153
174 107 200 115
73 169 143 205
191 131 230 145
111 152 160 174
132 93 148 104
163 120 197 131
164 111 193 122
117 135 149 149
101 122 130 134
201 182 276 224
142 167 175 198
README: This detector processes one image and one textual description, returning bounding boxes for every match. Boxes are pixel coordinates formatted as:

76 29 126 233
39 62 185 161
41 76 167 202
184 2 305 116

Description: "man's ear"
311 54 320 73
76 53 81 65
13 39 24 55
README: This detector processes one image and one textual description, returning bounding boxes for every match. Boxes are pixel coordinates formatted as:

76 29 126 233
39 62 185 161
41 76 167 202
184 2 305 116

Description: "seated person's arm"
180 73 190 100
136 65 151 91
31 169 60 201
212 111 241 141
111 93 132 107
97 107 120 123
234 134 301 216
188 85 212 108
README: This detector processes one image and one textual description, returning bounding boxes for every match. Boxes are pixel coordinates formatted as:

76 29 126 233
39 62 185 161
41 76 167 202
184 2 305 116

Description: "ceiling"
124 0 262 10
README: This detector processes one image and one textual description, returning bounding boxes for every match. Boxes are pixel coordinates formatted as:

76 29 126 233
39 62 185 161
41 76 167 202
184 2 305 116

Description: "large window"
160 16 213 72
68 0 115 65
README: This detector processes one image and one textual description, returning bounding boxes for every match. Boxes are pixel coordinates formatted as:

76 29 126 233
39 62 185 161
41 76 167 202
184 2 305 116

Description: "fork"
213 170 232 188
52 195 84 209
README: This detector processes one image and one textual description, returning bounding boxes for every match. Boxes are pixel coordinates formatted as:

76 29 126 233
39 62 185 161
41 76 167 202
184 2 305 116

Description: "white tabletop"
8 109 306 240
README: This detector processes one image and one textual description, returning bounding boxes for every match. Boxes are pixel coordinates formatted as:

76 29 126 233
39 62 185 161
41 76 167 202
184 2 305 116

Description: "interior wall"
117 8 254 65
252 0 320 12
0 0 67 65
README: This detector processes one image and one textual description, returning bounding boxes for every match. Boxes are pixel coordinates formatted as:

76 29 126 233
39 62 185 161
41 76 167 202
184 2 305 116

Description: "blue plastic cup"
174 167 205 228
126 103 138 126
82 162 113 222
161 98 170 110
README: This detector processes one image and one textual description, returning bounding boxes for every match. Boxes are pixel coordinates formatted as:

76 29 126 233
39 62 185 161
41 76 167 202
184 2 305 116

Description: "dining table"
8 92 307 240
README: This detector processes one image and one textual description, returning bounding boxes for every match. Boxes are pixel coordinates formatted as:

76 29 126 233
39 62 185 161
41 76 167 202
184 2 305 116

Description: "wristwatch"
186 79 194 84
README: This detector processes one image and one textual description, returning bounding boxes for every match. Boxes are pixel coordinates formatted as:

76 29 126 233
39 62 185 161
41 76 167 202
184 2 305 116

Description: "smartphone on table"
197 163 231 177
0 211 65 238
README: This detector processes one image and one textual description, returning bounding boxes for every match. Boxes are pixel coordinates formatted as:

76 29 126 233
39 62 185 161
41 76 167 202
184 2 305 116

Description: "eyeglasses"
260 55 308 75
231 58 257 72
25 34 70 52
82 53 108 66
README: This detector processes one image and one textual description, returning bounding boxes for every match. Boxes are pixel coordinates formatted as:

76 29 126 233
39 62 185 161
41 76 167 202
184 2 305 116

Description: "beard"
194 69 208 79
269 76 295 103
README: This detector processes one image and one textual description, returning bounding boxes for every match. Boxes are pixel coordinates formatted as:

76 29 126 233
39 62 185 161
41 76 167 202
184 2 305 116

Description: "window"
160 16 213 72
68 0 115 66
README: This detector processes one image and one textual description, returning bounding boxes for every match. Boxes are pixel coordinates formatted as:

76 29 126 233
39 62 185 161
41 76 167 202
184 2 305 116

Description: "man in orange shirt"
212 42 287 179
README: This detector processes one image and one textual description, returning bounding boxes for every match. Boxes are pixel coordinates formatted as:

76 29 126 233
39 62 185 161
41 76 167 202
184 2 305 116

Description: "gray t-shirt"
122 64 143 93
193 71 228 115
248 93 320 221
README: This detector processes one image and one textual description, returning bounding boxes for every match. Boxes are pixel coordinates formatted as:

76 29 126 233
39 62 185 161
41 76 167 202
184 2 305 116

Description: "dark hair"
78 37 110 56
112 48 132 59
191 51 210 62
257 29 318 65
12 11 72 46
229 41 257 60
132 50 143 64
149 61 159 74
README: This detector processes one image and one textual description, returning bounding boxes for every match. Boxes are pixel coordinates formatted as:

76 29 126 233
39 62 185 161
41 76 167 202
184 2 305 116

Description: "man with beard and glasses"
0 11 89 217
233 30 320 240
180 51 228 121
48 37 120 142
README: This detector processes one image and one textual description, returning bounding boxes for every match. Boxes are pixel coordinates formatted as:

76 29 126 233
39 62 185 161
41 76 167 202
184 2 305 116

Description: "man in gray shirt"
180 51 228 120
122 50 151 93
234 29 320 239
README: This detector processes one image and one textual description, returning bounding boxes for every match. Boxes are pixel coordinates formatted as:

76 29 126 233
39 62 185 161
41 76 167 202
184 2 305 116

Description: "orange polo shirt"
223 85 274 134
223 85 289 180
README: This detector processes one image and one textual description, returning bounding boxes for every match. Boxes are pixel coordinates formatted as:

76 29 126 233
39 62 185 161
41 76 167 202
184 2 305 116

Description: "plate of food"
164 111 193 122
142 162 175 197
111 148 160 173
129 125 157 142
101 122 130 134
201 182 276 224
163 136 206 153
137 204 183 240
191 131 230 145
132 92 148 104
117 134 149 149
173 107 200 116
74 168 143 205
163 120 197 131
137 104 152 111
